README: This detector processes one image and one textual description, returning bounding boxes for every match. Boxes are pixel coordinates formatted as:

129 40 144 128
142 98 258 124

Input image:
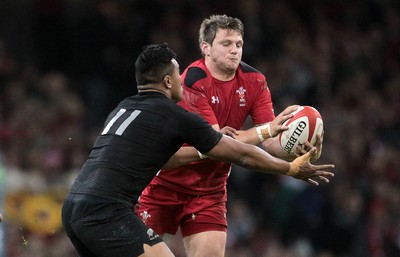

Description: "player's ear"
163 75 172 89
201 41 210 56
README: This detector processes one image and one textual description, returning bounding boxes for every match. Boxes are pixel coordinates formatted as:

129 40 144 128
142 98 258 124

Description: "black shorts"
62 193 163 257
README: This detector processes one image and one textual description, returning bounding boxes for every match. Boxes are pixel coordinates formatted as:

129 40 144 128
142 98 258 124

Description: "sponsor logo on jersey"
147 228 160 240
236 86 247 106
211 96 220 104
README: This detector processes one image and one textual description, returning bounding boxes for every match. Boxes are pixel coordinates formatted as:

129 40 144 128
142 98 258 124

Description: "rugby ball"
279 106 323 154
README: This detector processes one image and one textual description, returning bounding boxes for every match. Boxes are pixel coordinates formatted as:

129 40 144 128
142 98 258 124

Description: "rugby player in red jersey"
138 15 325 257
62 43 333 257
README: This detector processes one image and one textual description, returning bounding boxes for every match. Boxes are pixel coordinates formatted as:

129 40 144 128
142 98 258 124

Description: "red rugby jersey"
147 58 275 194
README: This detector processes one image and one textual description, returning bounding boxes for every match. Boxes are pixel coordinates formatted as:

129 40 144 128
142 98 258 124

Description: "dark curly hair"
135 43 177 85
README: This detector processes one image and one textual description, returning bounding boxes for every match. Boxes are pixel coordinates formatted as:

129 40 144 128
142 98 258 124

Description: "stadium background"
0 0 399 256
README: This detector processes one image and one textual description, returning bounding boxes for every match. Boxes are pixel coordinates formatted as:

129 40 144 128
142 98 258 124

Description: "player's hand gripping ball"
279 106 323 154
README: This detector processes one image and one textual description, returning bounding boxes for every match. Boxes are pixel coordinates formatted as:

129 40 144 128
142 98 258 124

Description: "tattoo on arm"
237 156 248 168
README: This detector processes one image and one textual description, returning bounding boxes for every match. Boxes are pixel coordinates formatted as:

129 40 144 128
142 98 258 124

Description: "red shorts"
137 184 227 237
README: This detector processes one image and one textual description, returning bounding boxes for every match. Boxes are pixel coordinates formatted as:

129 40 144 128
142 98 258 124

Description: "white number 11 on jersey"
101 109 141 136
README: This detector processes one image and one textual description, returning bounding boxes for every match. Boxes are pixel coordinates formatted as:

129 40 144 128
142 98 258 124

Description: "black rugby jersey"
69 92 222 204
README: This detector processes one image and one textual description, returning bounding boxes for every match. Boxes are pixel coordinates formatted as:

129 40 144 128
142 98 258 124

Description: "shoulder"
153 98 198 127
172 103 210 130
182 59 210 88
125 94 182 114
238 61 266 81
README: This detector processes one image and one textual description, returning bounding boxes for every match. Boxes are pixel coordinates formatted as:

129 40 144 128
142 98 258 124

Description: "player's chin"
225 64 239 73
225 58 239 66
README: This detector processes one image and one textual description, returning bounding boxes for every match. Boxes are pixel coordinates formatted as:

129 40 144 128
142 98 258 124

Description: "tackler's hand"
287 147 334 186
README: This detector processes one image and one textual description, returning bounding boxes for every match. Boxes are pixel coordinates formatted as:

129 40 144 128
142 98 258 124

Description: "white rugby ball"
279 106 324 154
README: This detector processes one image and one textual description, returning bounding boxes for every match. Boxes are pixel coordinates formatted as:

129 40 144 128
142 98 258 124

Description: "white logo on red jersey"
140 210 151 224
211 96 220 104
236 87 247 106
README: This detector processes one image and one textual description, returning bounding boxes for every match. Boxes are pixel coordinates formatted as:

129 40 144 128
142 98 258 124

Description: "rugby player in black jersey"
62 43 334 257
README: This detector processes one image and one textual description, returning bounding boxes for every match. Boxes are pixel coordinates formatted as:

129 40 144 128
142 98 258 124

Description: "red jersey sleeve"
249 75 275 125
179 64 219 126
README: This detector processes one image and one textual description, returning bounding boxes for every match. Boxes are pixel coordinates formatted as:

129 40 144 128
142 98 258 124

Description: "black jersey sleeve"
177 110 223 154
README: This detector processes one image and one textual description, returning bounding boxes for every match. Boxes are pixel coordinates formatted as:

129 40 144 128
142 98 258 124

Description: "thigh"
180 190 228 237
137 184 184 235
139 242 175 257
63 194 164 257
62 195 98 257
183 231 226 257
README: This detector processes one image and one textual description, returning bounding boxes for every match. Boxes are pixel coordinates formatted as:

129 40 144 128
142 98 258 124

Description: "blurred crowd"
0 0 399 256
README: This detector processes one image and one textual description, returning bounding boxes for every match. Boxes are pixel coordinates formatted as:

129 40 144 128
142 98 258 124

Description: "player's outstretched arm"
162 147 200 169
262 131 324 162
234 105 298 145
206 135 334 185
162 125 242 169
